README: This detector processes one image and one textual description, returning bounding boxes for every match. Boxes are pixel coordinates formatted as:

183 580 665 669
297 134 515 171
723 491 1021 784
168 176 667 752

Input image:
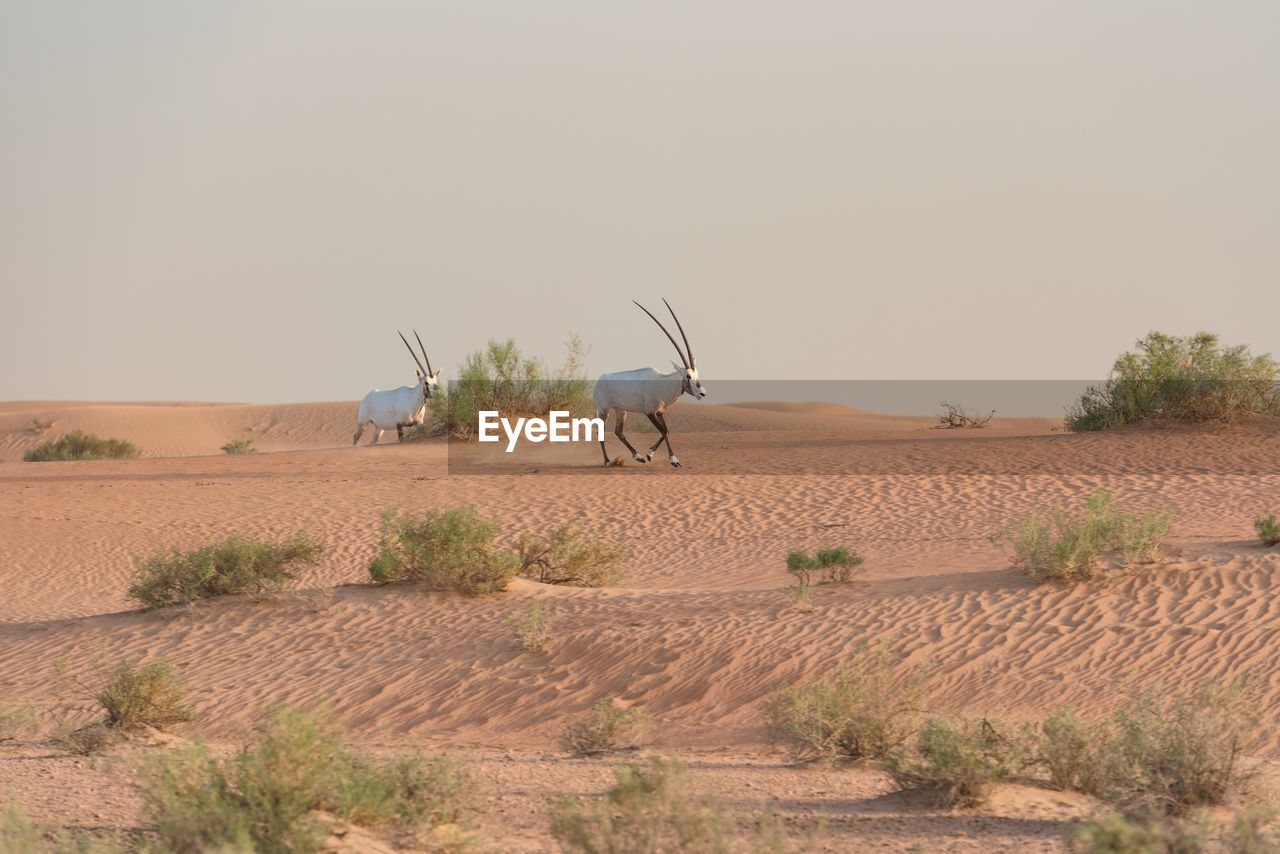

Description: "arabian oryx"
352 331 442 445
593 299 707 468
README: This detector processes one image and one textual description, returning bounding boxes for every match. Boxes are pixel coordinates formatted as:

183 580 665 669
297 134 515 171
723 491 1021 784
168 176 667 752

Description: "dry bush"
143 706 480 853
516 525 625 587
1066 813 1178 853
53 721 119 756
992 490 1173 582
561 700 654 757
550 754 729 854
220 439 257 455
506 602 554 653
763 641 923 762
1256 514 1280 547
93 658 195 730
1035 707 1126 798
0 703 37 743
369 506 518 595
129 533 323 608
891 716 1019 807
784 546 866 586
933 402 994 429
30 417 53 435
24 430 139 462
781 581 813 611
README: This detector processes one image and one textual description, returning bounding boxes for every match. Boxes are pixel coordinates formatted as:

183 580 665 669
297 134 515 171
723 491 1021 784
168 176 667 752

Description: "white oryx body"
353 330 441 445
594 300 707 468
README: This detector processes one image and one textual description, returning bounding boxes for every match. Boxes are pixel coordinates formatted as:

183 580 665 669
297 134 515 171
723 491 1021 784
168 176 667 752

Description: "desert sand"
2 399 1278 850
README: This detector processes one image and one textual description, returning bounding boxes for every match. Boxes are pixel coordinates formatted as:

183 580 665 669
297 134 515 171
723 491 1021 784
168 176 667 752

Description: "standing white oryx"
352 331 442 445
593 299 707 468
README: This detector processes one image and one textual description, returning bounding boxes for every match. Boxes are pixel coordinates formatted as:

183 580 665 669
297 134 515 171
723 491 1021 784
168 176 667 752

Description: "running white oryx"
593 299 707 468
352 331 442 445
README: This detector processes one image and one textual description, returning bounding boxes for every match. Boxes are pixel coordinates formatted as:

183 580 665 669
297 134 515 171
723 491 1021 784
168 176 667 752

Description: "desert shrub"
129 533 323 608
1232 806 1280 853
1256 514 1280 547
432 335 592 439
1067 332 1280 432
1067 813 1174 854
516 525 625 587
24 430 140 462
369 505 518 595
763 641 923 762
784 546 866 586
30 417 53 435
561 700 654 757
934 402 994 429
506 602 554 652
94 658 195 730
1112 677 1260 816
143 706 479 853
891 717 1018 807
0 703 37 742
1035 707 1125 798
53 720 119 756
0 808 43 854
220 439 257 455
781 580 813 610
551 754 729 854
992 490 1172 582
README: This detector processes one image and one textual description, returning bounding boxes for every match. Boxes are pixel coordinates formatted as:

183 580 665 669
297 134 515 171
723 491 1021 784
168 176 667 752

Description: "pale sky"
2 2 1277 402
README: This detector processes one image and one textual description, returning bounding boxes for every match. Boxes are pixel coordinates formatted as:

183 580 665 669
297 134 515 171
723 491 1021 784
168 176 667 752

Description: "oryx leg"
372 427 385 446
614 409 646 463
396 424 405 442
597 408 613 466
352 421 367 446
653 411 679 468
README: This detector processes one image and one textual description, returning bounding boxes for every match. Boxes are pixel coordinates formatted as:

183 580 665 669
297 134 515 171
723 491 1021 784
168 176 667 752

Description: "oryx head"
634 299 707 400
398 330 442 399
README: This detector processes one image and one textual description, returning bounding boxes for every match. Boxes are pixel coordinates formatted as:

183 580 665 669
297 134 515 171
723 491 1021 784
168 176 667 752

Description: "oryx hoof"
632 453 647 463
669 457 681 469
645 451 654 463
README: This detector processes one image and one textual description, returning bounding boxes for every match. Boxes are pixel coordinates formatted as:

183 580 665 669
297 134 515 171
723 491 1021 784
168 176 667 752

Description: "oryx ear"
415 369 423 378
671 360 684 373
432 368 443 381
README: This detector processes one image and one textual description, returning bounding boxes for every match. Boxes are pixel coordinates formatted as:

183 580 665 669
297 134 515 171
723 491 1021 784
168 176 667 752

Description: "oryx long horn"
662 298 693 365
398 331 427 375
633 301 688 368
413 329 433 376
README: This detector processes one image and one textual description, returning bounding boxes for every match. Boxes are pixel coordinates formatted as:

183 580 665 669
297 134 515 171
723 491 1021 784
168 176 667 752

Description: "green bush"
95 658 195 730
432 335 592 439
784 546 866 586
560 700 654 757
1066 813 1174 854
516 525 626 587
129 533 323 608
992 490 1172 582
142 706 479 853
1067 332 1280 431
369 505 518 595
220 439 257 455
24 430 140 462
762 641 923 762
892 717 1018 807
1256 514 1280 547
1035 707 1125 798
551 755 729 854
506 601 554 652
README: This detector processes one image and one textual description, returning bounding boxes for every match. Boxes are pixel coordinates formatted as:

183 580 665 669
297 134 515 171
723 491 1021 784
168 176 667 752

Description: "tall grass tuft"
24 430 140 461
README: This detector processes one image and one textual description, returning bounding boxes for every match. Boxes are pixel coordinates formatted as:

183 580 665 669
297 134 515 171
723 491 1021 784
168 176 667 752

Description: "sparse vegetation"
992 490 1172 582
52 651 194 750
516 525 626 587
1067 813 1177 854
551 754 729 854
560 700 654 757
24 430 140 462
220 439 257 455
506 601 554 652
0 703 37 742
784 546 866 586
53 720 119 756
129 533 323 608
763 641 924 762
30 417 53 435
432 335 593 439
142 705 480 853
1035 707 1125 798
934 402 994 429
1067 332 1280 432
781 580 813 610
1256 513 1280 547
891 716 1018 807
0 808 43 854
369 505 519 595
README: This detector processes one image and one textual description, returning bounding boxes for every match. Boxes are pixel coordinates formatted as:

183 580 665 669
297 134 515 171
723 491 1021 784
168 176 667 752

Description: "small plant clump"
506 601 554 652
50 652 194 755
1035 707 1125 799
142 706 480 853
560 700 654 757
1256 513 1280 547
992 490 1172 582
550 755 729 854
369 505 519 595
891 716 1019 807
129 533 323 608
1066 331 1280 431
24 430 140 461
516 525 626 587
220 439 257 455
785 546 866 586
763 641 924 762
933 402 994 429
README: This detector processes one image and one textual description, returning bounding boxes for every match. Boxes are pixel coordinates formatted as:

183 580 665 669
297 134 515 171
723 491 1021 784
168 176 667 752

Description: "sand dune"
2 400 1279 849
